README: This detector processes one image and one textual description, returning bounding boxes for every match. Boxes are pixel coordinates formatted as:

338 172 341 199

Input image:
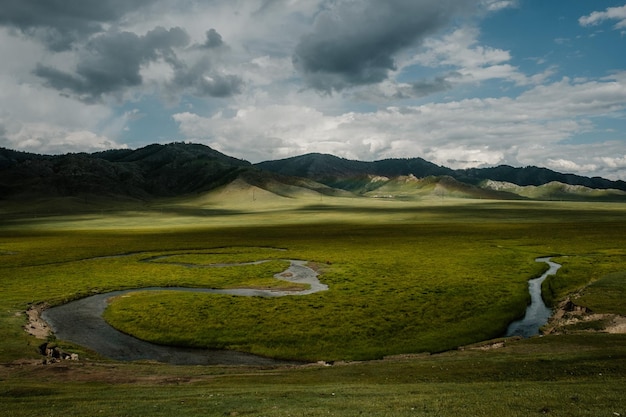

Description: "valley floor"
1 198 625 416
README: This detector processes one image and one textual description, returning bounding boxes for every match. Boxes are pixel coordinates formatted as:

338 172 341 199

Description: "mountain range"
1 142 625 212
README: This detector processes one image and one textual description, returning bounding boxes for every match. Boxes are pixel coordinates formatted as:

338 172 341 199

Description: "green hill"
2 142 626 217
481 179 626 201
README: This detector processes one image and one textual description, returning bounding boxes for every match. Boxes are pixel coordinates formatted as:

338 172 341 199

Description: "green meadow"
1 197 626 416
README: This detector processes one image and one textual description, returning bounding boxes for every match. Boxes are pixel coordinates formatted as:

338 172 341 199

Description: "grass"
1 333 626 416
3 223 553 361
2 380 624 417
544 251 626 307
1 197 625 415
101 224 544 360
574 271 626 315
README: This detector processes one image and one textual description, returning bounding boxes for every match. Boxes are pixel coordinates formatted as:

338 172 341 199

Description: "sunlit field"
1 197 625 416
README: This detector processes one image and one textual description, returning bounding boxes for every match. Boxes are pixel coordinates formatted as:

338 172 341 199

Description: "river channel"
42 259 327 365
42 256 560 365
505 257 562 338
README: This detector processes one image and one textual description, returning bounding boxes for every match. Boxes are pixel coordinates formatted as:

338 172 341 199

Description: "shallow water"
505 257 562 338
42 259 326 365
43 256 562 364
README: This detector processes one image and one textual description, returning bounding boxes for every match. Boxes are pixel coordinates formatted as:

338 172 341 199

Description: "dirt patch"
24 304 51 339
543 298 626 335
603 315 626 334
468 341 507 351
458 337 523 351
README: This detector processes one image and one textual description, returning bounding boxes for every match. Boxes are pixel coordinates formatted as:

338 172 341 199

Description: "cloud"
580 4 626 42
0 107 127 154
164 28 244 99
0 122 126 154
167 57 244 99
203 29 224 48
173 105 343 161
0 71 128 154
349 72 463 102
579 4 626 29
545 158 598 174
482 1 518 12
32 26 241 102
172 74 626 179
44 27 188 89
352 20 544 102
597 155 626 179
409 26 532 86
407 75 456 97
0 0 157 51
292 0 474 93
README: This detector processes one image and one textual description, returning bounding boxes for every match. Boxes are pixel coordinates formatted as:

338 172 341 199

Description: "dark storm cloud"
203 29 224 49
177 29 242 97
293 0 474 93
393 72 462 99
410 76 453 97
168 57 244 99
34 25 242 102
0 0 156 51
34 27 190 102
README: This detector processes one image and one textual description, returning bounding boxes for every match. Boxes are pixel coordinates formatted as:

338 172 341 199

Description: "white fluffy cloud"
579 4 626 29
174 73 626 179
0 28 127 153
0 122 124 154
482 1 518 12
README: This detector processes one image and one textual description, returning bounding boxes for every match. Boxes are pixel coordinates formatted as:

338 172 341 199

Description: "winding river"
41 256 560 365
505 257 562 338
42 259 327 365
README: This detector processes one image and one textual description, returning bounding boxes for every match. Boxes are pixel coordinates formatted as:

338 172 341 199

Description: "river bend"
42 256 561 364
42 259 326 365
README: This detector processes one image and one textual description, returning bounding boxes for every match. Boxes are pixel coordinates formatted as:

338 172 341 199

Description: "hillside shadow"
296 202 626 222
0 206 249 228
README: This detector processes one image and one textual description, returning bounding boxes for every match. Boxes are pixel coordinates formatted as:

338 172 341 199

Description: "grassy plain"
1 196 626 415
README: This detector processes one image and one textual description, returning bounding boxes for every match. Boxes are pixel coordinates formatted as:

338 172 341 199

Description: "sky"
1 1 626 180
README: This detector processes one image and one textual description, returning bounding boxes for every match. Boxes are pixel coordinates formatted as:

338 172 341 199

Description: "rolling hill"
256 153 626 194
254 153 453 190
361 175 522 200
0 143 249 201
481 179 626 201
1 142 626 214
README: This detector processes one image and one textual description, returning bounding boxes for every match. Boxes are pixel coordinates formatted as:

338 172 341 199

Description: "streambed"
505 257 562 338
41 256 560 365
42 259 327 365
